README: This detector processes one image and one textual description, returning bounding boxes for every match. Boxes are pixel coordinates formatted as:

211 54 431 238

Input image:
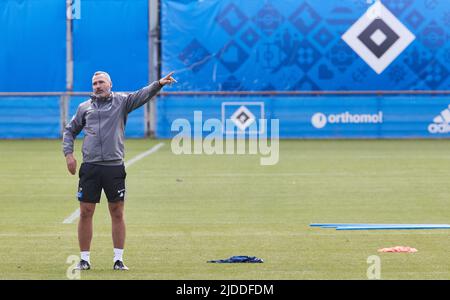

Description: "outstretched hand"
158 72 177 86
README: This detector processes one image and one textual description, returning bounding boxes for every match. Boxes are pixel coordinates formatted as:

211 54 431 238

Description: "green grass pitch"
0 139 449 279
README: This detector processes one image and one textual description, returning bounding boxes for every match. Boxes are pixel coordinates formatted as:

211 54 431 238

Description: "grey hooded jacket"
62 81 162 164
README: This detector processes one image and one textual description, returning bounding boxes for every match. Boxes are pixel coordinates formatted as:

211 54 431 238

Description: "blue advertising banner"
156 95 450 138
0 95 145 139
161 0 450 91
0 97 61 138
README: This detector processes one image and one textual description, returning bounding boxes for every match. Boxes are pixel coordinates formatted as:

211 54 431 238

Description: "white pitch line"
62 208 80 224
2 231 450 238
62 142 165 224
124 142 165 168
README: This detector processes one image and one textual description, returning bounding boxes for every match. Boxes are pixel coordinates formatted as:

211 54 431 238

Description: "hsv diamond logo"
222 102 265 134
230 106 256 131
342 1 415 74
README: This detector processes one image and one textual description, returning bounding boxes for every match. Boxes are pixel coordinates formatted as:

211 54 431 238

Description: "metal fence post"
60 94 69 137
64 0 74 138
147 0 160 138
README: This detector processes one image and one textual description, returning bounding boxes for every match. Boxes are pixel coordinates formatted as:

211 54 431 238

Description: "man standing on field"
62 71 176 270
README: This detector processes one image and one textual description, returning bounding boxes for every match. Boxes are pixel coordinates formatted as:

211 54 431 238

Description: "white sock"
114 248 124 262
80 251 90 263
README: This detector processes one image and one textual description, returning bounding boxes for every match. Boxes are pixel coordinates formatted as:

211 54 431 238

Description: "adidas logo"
428 106 450 134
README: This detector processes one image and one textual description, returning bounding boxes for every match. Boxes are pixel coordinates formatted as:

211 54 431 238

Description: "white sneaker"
113 260 129 270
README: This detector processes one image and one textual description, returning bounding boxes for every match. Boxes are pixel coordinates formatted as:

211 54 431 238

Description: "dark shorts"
77 163 126 203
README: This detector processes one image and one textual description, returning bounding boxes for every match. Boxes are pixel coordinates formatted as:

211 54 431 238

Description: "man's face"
92 74 112 98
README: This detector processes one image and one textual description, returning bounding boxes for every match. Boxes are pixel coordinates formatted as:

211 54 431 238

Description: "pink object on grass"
378 246 418 253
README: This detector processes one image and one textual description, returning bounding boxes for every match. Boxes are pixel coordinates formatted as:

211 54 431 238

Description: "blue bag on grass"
207 256 264 263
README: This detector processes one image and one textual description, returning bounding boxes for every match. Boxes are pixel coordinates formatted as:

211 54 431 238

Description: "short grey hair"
92 71 112 83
